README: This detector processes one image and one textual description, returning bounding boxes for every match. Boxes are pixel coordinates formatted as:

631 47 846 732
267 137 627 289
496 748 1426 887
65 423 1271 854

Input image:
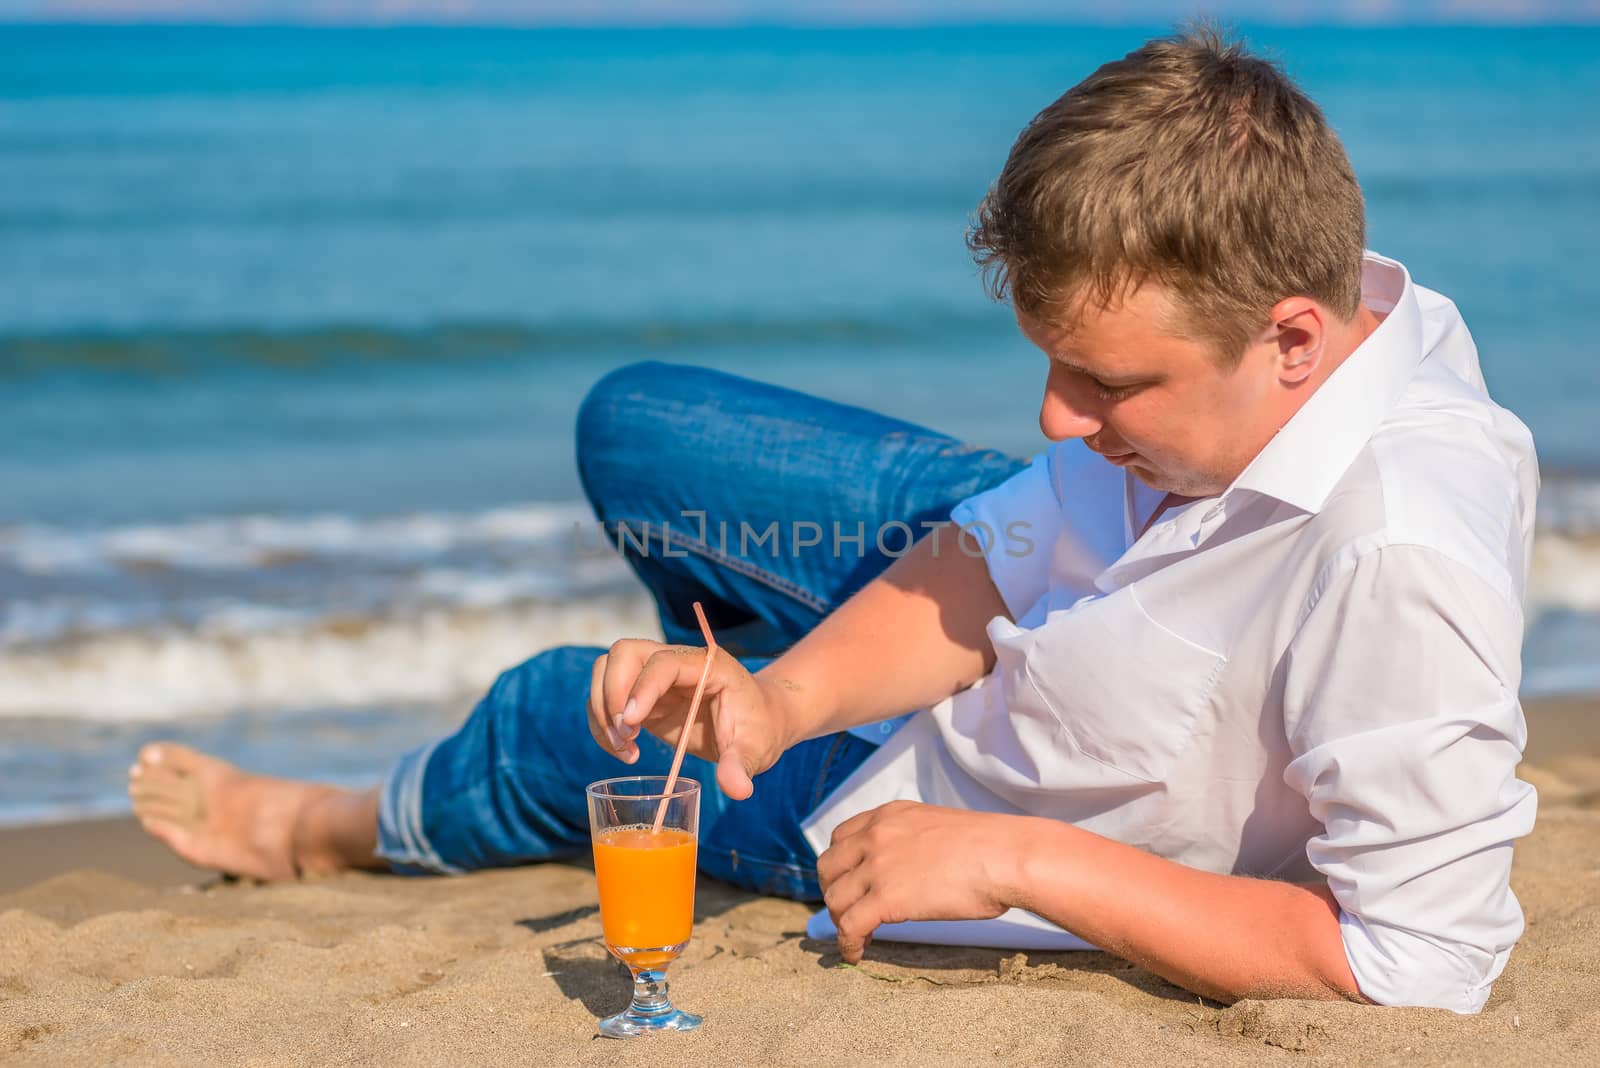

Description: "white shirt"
803 251 1539 1014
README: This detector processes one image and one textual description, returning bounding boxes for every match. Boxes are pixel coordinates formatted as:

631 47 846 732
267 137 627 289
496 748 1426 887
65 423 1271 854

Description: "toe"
130 761 186 801
130 781 187 820
137 742 223 788
130 750 206 822
140 741 209 770
134 801 186 828
138 814 190 854
148 742 227 780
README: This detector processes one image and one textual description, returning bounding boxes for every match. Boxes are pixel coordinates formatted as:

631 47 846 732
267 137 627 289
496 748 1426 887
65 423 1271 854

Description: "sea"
1 23 1597 827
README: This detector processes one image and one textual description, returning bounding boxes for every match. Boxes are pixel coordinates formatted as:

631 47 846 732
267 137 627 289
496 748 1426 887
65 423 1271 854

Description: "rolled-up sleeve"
949 451 1064 621
1280 543 1537 1014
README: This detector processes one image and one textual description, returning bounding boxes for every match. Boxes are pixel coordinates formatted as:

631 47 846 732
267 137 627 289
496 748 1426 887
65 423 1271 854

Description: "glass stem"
628 968 673 1018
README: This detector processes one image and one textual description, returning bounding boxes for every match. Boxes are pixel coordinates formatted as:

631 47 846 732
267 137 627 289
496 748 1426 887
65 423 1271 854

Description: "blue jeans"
376 361 1024 900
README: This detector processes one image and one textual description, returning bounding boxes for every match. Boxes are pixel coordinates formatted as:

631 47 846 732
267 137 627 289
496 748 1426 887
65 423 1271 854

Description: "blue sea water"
1 24 1597 824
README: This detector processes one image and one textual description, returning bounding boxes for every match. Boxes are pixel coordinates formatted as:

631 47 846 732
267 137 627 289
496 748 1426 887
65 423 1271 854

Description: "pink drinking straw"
652 601 718 833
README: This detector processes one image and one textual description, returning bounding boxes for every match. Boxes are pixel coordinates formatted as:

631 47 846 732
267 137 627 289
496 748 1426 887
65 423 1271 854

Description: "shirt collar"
1224 250 1425 516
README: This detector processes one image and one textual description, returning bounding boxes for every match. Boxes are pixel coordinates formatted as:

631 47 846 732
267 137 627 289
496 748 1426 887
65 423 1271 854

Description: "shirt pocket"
1014 584 1227 784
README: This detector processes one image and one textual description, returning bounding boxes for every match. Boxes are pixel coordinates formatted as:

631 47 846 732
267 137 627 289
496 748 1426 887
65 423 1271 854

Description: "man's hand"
818 802 1368 1005
815 801 1022 962
586 639 795 800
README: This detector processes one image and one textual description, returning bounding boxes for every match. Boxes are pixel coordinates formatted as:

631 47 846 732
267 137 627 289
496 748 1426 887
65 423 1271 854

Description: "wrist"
993 815 1065 914
753 669 815 751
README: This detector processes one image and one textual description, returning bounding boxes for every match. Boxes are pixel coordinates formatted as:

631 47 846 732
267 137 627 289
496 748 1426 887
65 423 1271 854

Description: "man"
129 27 1537 1013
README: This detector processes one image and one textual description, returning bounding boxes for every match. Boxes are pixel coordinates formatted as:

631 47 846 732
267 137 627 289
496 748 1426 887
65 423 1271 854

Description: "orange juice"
593 826 697 965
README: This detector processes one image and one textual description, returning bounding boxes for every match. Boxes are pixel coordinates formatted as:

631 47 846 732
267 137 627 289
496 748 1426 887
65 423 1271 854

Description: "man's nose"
1039 372 1103 441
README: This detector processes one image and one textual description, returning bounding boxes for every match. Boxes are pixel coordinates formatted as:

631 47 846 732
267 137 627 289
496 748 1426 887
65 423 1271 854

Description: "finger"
829 804 882 847
601 638 659 731
712 691 756 801
819 863 869 920
835 897 884 964
715 753 753 801
625 646 720 731
587 652 637 763
586 652 613 748
814 835 864 889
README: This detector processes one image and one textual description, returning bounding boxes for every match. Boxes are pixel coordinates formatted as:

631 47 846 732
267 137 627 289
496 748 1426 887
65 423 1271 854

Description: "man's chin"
1132 464 1227 498
1128 464 1168 491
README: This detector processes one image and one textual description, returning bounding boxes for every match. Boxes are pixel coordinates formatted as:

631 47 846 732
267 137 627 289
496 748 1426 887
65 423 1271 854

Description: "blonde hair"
967 24 1366 363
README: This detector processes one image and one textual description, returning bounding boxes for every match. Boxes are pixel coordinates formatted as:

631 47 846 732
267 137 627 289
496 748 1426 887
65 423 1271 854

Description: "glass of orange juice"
586 775 702 1038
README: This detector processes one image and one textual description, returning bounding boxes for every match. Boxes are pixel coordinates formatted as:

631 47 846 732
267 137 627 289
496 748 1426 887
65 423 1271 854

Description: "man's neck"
1263 301 1385 444
1314 303 1385 391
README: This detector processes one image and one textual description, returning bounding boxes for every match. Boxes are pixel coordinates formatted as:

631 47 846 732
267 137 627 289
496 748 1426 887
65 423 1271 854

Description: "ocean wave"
7 489 1600 595
1 489 1597 722
0 501 663 720
0 313 1000 379
1539 477 1600 537
0 594 661 722
1529 480 1600 616
1530 533 1600 615
0 502 594 577
4 570 1592 721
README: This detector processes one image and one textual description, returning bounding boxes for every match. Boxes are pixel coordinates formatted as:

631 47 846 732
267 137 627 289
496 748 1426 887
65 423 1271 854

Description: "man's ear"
1268 298 1326 385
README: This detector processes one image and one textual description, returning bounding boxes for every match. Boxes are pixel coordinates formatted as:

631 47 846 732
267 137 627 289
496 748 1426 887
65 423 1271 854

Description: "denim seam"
697 844 818 879
810 733 849 811
606 518 830 615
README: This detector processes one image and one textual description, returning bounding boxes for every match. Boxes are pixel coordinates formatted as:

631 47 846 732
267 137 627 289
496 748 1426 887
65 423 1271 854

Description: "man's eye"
1091 379 1137 401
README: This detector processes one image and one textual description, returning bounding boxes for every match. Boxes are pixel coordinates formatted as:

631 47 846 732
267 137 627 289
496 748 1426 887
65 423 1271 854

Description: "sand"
3 698 1599 1066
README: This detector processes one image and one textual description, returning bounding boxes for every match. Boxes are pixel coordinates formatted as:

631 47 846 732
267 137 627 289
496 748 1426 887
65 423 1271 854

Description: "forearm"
758 533 1007 744
1004 816 1365 1004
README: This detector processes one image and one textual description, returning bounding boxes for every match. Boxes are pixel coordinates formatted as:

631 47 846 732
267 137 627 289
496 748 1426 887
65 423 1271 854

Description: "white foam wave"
0 502 595 575
1538 478 1600 537
1529 532 1600 615
0 594 662 721
2 488 1597 722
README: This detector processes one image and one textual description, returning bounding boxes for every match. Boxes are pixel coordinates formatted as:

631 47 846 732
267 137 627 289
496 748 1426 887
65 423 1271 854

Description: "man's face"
1016 284 1278 498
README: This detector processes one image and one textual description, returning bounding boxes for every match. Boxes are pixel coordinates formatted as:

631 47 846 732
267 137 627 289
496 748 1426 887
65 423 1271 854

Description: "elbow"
1339 911 1520 1014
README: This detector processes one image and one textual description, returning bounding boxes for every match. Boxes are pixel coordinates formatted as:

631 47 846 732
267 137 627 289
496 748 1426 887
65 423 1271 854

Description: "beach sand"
3 698 1599 1066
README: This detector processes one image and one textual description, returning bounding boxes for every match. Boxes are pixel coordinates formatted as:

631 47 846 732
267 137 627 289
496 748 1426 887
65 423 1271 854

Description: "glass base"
596 957 700 1039
597 1006 703 1039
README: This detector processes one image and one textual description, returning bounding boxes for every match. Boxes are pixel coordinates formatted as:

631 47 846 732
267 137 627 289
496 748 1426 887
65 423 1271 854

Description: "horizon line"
5 14 1599 27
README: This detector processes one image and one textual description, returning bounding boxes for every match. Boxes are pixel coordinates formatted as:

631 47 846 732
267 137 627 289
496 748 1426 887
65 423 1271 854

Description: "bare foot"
128 743 357 882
